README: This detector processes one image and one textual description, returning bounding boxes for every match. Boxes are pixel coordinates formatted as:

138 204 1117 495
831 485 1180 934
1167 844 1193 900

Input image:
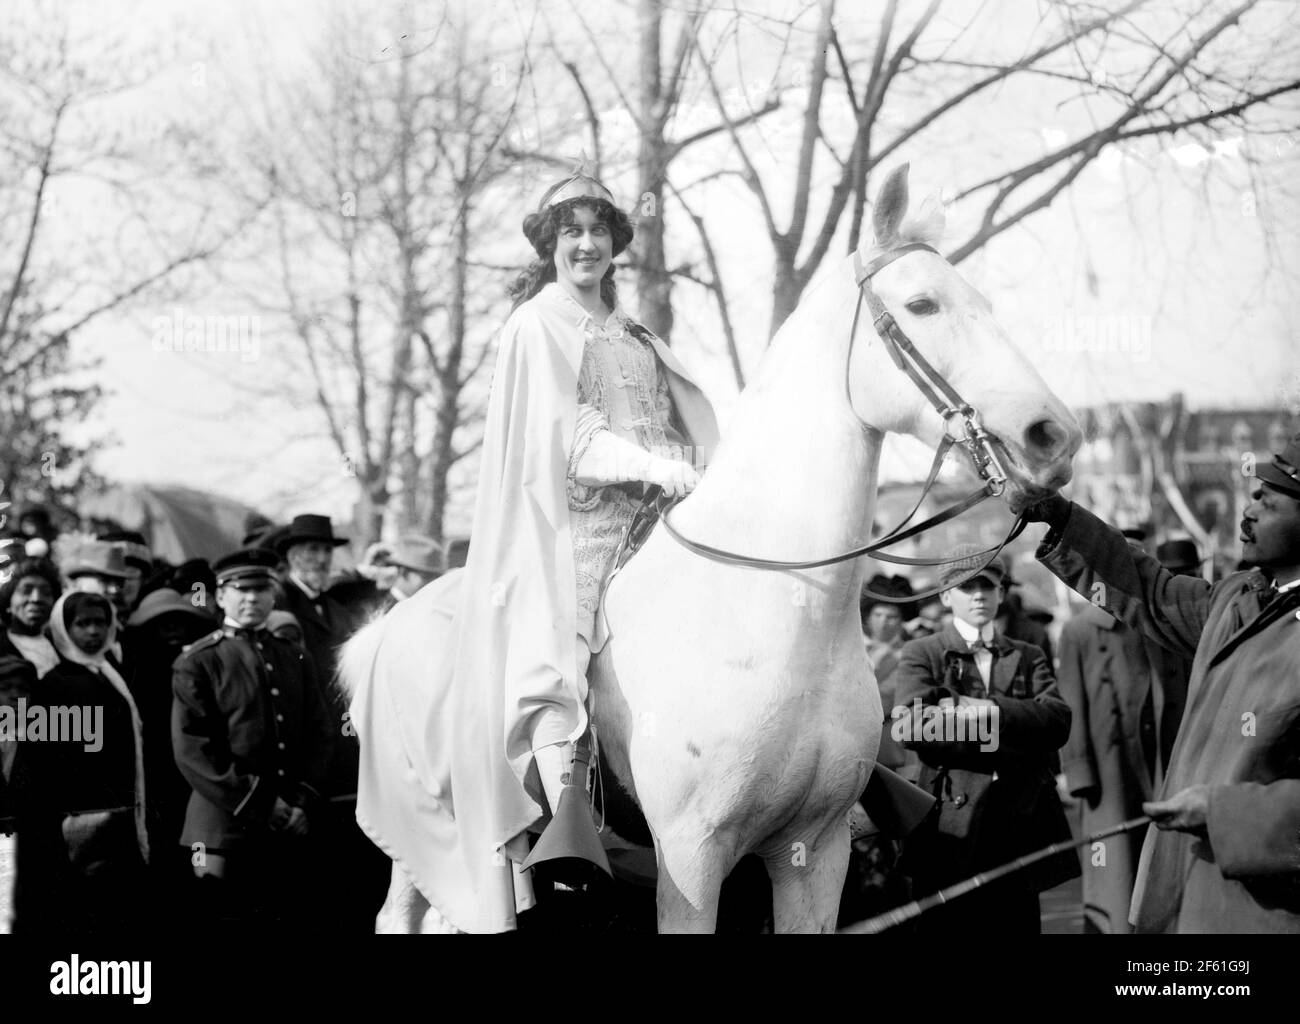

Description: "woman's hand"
646 457 700 499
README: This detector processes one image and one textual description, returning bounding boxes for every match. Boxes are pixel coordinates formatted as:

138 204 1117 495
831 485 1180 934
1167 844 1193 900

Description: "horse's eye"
906 298 938 316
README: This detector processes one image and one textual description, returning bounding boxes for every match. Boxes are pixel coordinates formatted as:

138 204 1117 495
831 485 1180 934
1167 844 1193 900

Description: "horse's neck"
677 272 881 583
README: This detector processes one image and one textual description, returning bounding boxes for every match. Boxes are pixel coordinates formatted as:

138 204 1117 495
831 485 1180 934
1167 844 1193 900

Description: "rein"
655 241 1028 602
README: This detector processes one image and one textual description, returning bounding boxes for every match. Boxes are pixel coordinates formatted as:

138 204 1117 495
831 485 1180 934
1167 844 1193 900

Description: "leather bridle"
656 241 1030 603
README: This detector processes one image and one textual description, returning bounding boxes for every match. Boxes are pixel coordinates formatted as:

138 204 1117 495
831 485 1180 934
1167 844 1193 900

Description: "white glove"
643 457 700 499
574 431 700 498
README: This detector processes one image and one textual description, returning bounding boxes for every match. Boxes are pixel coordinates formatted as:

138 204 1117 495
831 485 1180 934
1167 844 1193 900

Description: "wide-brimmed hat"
65 541 130 581
1256 436 1300 499
1156 538 1202 572
938 545 1007 589
276 514 348 555
388 535 444 576
127 587 213 628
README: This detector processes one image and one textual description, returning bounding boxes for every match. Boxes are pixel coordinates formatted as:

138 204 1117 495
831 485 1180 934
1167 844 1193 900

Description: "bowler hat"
127 587 213 628
276 514 348 555
388 535 444 576
213 547 280 587
1256 435 1300 499
938 544 1006 589
65 542 130 581
861 573 918 620
1156 538 1201 572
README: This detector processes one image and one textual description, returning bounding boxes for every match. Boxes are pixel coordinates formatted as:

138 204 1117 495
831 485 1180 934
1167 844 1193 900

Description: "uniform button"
277 769 285 777
271 688 281 697
278 742 286 750
266 664 273 672
276 714 284 722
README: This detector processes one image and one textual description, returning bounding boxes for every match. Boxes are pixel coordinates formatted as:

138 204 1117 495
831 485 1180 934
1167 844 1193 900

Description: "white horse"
343 164 1081 933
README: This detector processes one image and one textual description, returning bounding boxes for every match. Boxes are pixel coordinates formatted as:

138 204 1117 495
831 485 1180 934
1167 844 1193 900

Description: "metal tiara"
544 174 615 210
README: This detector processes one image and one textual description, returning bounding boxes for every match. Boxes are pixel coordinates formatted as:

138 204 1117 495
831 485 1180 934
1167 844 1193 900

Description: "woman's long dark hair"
509 194 635 312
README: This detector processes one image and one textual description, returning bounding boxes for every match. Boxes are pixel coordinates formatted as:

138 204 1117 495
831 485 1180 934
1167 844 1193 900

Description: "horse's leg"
653 833 730 934
762 816 852 934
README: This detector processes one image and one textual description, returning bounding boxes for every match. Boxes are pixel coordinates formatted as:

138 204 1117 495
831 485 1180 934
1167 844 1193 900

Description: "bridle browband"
655 240 1029 603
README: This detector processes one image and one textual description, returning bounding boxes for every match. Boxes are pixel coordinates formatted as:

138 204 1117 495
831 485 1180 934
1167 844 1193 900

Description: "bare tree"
691 0 1299 336
220 4 528 544
0 4 245 516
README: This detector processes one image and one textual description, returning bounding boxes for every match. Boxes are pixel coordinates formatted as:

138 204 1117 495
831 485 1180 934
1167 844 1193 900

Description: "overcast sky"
51 0 1300 527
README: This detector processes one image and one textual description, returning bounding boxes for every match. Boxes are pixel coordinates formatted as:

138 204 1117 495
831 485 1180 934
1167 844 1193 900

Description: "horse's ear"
871 164 910 246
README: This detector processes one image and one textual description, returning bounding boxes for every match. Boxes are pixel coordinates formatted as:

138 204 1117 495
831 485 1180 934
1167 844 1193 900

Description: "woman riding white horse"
347 173 718 931
346 164 1081 933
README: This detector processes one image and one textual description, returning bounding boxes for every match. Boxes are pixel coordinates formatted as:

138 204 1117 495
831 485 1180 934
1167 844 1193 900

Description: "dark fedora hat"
127 587 214 628
276 514 348 555
1156 538 1202 572
1256 435 1300 499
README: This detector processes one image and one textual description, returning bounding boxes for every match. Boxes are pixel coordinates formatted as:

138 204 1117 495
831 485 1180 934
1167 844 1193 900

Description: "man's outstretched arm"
1028 496 1209 660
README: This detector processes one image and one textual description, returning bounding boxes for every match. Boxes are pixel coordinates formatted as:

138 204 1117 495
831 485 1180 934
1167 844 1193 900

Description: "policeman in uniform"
171 547 334 929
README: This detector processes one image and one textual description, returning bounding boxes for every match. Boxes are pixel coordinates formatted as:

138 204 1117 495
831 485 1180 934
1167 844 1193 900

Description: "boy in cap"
171 547 334 929
891 543 1076 935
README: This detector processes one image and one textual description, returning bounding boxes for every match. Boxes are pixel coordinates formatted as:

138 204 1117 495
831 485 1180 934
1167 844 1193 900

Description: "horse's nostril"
1024 419 1066 461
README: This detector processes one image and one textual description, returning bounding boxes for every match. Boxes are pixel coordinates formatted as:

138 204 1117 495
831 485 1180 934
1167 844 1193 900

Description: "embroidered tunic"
557 291 676 642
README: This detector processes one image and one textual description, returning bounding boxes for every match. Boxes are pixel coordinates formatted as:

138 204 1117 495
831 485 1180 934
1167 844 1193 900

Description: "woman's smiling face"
553 205 612 297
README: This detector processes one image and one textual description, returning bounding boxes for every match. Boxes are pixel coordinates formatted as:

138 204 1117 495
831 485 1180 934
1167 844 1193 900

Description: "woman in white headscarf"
33 591 150 933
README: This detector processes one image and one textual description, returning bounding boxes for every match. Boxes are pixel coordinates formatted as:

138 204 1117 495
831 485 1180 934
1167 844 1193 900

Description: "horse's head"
846 164 1081 512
